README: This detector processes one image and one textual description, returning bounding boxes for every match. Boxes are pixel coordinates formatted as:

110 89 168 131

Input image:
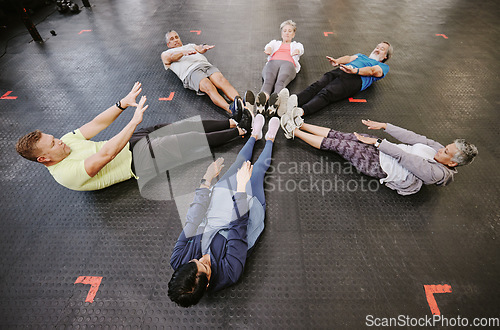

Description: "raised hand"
353 132 377 145
121 82 142 107
361 119 387 130
326 56 339 66
236 161 253 192
204 157 225 182
131 95 148 125
339 64 357 74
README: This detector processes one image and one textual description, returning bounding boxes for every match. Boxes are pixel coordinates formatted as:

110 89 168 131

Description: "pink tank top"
270 43 295 65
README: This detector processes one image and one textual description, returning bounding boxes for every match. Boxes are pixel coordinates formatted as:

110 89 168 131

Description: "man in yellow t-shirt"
15 82 250 191
14 82 148 191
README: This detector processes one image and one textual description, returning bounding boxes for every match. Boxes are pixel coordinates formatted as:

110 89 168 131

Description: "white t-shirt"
379 143 437 185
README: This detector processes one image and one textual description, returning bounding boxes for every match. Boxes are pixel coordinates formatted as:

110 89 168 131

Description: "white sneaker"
277 88 289 117
286 94 298 117
252 114 265 140
280 112 296 139
291 107 304 128
265 117 280 140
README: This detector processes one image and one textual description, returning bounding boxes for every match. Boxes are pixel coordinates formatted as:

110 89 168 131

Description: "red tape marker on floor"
159 92 175 101
78 30 92 34
435 34 448 39
424 284 452 315
0 91 17 100
75 276 103 303
348 97 366 103
190 30 201 35
323 32 334 37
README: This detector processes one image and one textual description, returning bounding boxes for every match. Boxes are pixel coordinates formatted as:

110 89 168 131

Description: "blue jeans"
213 137 274 249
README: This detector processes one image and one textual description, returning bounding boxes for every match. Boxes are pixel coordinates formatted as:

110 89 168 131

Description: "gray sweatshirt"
378 123 457 195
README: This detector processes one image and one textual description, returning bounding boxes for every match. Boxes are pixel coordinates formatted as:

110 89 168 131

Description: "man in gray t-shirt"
161 30 240 115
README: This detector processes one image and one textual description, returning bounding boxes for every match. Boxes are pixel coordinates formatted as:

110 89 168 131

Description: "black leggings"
297 68 362 116
129 120 238 150
128 120 239 173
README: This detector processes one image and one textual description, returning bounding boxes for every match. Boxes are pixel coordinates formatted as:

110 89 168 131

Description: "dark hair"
16 130 43 161
168 262 208 307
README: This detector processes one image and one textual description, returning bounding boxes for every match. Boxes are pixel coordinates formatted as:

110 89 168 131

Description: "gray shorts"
183 64 220 95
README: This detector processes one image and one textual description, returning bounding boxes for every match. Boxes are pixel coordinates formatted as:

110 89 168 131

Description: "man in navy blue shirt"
168 115 279 307
281 41 393 117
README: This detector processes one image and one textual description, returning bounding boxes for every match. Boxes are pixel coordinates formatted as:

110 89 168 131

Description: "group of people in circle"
15 20 477 307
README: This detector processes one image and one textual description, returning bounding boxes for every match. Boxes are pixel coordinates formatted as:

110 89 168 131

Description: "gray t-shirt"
161 43 211 81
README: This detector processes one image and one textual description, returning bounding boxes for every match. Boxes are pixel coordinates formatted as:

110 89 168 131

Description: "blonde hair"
280 20 297 32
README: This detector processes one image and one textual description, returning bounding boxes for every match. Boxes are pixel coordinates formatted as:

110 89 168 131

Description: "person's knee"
210 72 228 85
199 78 216 93
318 86 342 102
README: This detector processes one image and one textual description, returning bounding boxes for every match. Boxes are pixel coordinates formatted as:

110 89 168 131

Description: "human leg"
296 69 338 107
293 129 325 149
261 61 280 96
214 137 257 190
319 135 386 179
274 61 296 93
129 123 171 150
248 139 274 206
198 77 231 113
201 120 230 133
204 129 240 147
299 122 331 138
209 71 239 102
300 72 362 116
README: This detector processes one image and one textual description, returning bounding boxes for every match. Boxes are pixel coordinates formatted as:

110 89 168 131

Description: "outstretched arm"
340 64 384 77
83 96 148 177
326 55 357 66
78 82 143 140
161 49 197 67
215 161 253 289
194 44 214 54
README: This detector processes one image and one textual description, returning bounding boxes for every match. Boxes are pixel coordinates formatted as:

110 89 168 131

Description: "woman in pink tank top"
251 20 304 116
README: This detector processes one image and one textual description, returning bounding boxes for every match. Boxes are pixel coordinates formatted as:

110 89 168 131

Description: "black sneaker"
237 108 254 134
229 96 243 122
267 92 279 117
255 91 267 115
243 90 255 115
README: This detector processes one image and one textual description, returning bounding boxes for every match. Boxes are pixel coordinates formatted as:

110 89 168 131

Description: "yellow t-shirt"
47 129 134 191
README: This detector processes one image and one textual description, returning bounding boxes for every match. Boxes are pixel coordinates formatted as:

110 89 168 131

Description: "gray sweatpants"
261 60 297 95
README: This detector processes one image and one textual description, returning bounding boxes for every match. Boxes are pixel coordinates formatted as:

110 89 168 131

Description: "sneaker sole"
267 93 279 117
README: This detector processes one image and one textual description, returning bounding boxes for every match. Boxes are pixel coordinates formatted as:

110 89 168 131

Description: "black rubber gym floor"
1 0 499 328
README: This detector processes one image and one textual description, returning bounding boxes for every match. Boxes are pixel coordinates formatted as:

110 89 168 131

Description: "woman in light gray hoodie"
281 117 478 195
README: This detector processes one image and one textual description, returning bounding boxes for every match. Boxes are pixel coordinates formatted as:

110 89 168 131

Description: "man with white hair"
161 30 241 115
279 41 393 117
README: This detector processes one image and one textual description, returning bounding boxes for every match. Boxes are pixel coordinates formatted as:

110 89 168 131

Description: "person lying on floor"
245 19 304 117
168 114 280 307
280 115 477 195
277 41 393 117
161 30 242 116
15 82 253 191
